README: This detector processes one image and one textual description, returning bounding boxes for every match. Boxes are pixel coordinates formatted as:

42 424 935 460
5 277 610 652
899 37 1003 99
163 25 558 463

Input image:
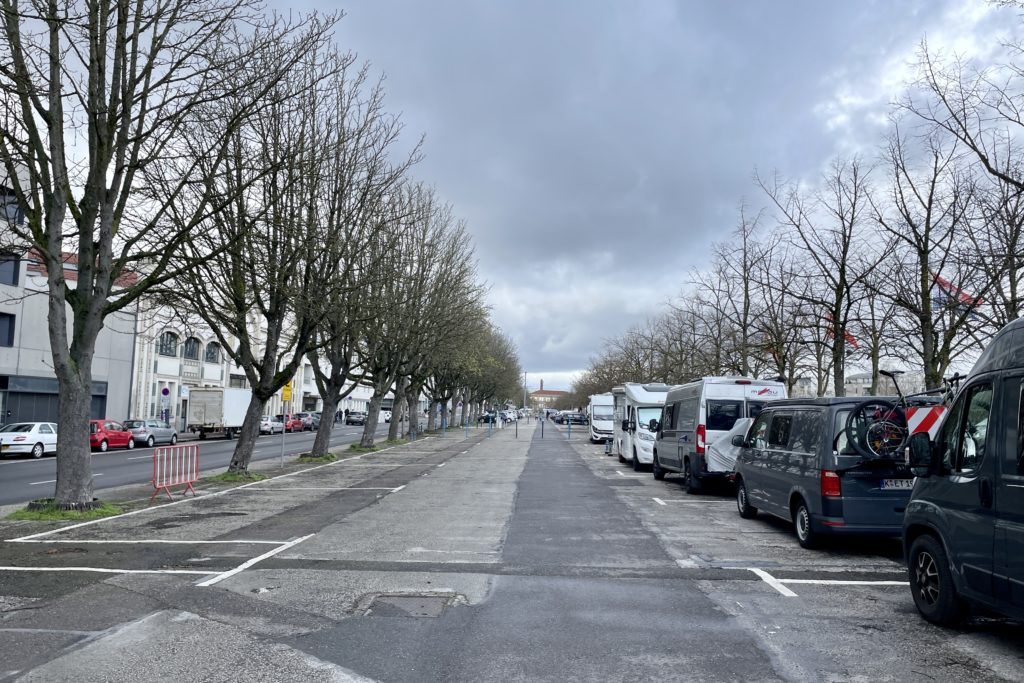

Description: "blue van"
905 317 1024 625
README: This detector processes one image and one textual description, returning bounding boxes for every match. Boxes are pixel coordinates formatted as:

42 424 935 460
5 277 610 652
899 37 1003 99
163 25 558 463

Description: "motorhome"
612 383 672 471
652 377 786 492
588 393 614 443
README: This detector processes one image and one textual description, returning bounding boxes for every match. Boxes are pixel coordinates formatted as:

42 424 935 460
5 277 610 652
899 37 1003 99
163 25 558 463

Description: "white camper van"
652 377 786 492
612 383 672 471
587 393 614 443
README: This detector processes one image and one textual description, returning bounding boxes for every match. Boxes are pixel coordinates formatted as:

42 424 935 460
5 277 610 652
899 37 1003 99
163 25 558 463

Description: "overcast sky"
290 0 1016 391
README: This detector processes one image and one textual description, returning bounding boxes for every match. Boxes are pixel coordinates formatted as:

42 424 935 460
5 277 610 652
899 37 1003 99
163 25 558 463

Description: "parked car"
565 412 588 425
260 416 284 434
345 411 367 425
903 316 1024 625
477 412 498 424
309 412 322 430
0 422 58 459
293 412 317 431
731 396 929 549
275 414 304 433
123 419 178 447
89 419 135 452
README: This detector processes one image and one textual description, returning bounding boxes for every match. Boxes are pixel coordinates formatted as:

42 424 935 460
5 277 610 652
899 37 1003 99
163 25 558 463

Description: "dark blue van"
905 317 1024 625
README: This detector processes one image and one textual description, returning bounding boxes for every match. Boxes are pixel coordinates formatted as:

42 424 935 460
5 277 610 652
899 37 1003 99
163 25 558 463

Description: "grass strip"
8 500 123 521
297 453 337 463
348 443 380 453
202 471 268 484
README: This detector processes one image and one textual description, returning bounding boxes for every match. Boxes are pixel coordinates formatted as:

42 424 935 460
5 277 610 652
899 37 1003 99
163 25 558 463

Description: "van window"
1018 384 1024 475
957 383 993 474
747 401 766 419
749 412 771 449
707 400 742 431
833 410 858 455
768 414 793 449
790 410 822 454
678 398 698 430
661 404 675 431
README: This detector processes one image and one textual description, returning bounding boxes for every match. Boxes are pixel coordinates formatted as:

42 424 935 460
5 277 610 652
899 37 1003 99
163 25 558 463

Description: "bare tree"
0 0 328 505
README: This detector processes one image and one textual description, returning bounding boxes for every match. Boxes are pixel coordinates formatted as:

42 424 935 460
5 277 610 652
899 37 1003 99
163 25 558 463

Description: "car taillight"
821 470 842 498
696 424 706 454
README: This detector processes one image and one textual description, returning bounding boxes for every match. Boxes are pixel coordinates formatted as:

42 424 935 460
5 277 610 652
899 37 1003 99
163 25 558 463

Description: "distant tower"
540 379 544 391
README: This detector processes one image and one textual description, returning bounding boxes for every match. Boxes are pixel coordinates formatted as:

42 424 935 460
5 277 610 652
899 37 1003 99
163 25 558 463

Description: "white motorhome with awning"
612 382 672 471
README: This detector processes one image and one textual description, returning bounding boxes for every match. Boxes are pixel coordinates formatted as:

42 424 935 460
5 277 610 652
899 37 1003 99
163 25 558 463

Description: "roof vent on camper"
642 383 670 392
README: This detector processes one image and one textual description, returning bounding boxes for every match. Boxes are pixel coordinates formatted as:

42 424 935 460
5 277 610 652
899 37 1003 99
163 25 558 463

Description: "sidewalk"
0 424 533 682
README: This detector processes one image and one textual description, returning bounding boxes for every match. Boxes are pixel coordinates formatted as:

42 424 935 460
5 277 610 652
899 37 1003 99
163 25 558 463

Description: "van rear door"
996 376 1024 609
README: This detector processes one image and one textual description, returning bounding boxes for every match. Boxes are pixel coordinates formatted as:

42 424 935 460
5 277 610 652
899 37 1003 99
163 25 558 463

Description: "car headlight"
638 431 655 442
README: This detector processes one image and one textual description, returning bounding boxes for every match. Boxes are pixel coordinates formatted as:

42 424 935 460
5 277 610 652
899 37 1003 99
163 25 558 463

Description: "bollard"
541 418 544 439
567 418 571 440
515 419 518 439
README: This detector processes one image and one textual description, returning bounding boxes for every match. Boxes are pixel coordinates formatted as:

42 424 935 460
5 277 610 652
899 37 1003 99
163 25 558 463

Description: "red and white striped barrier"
151 444 199 503
906 405 947 439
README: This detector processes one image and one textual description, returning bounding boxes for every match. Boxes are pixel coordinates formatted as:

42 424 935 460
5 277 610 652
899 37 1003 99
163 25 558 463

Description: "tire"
170 434 177 445
147 436 155 448
846 399 907 459
99 439 108 453
31 443 44 459
199 431 207 441
736 479 757 519
793 499 820 549
127 438 135 450
618 451 626 464
683 459 701 494
652 455 666 481
632 448 643 472
909 535 966 626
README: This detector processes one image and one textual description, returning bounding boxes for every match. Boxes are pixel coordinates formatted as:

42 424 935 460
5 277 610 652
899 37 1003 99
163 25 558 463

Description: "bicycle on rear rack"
844 370 963 459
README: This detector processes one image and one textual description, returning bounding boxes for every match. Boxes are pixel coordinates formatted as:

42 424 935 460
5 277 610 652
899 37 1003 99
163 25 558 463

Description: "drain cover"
365 595 451 618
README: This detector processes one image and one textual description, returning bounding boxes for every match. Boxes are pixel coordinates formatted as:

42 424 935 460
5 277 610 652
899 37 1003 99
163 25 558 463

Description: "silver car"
260 416 284 434
123 419 178 447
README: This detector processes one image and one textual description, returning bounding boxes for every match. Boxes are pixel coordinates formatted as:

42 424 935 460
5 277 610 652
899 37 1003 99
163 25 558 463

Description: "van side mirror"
649 419 660 432
621 420 630 432
731 434 745 448
907 432 938 477
628 421 636 432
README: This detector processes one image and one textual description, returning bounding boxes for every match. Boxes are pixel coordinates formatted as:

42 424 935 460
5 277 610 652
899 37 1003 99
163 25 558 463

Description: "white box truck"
612 382 673 470
187 387 252 440
588 393 614 443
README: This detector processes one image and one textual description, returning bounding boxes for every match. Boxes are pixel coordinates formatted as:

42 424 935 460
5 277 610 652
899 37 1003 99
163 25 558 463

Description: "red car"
89 419 136 452
275 414 304 433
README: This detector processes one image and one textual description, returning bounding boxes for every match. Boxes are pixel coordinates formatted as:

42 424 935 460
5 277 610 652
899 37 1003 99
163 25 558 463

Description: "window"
661 404 675 432
834 410 858 455
677 398 698 430
39 424 53 434
0 313 14 346
749 412 771 450
205 342 221 363
957 383 993 474
747 401 766 419
0 252 18 286
1018 385 1024 475
706 400 742 431
1 190 24 224
157 332 178 357
182 337 200 360
229 374 248 389
768 413 793 449
789 410 822 454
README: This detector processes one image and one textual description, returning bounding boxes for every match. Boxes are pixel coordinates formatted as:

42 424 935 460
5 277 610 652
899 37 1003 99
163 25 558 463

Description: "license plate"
881 478 915 490
0 444 8 450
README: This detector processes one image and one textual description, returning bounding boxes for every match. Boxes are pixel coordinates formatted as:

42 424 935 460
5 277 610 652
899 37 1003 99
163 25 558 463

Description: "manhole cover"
365 595 451 618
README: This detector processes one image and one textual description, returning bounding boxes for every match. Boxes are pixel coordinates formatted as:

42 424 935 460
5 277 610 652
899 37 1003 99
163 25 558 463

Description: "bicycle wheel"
845 399 909 459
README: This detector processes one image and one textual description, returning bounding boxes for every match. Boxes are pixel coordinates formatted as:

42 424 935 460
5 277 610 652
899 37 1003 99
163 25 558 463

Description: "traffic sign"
282 381 292 402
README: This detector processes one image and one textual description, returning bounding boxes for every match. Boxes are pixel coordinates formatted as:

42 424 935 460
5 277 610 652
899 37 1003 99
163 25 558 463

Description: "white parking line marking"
437 462 446 467
8 539 285 545
615 471 646 479
0 566 211 575
238 487 398 491
196 534 314 587
28 479 55 486
653 497 667 506
747 568 798 597
126 455 150 461
778 579 907 586
392 485 406 492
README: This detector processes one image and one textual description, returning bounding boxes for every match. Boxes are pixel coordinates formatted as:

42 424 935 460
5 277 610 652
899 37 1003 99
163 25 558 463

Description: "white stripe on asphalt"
392 485 406 492
778 579 907 586
0 566 211 575
196 533 314 587
8 538 285 545
652 497 667 506
747 568 799 597
28 479 55 486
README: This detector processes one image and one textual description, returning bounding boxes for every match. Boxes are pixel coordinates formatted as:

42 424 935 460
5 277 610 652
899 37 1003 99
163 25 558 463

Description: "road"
0 422 390 506
1 421 1021 681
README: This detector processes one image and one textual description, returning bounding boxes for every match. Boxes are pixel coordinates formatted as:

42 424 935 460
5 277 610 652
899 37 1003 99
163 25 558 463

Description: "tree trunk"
228 396 267 472
832 333 846 397
311 387 341 457
405 388 418 438
361 391 384 448
427 400 437 431
53 373 96 506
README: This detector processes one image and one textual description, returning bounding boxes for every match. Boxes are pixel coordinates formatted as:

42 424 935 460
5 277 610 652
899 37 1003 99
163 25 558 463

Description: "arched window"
205 341 221 363
157 332 178 357
182 337 201 360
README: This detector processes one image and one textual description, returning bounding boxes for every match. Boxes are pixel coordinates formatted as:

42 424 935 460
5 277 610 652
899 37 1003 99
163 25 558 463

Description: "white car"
0 422 59 459
260 416 284 434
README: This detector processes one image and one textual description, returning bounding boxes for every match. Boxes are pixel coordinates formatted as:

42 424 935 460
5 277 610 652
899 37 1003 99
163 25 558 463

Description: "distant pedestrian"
344 408 350 423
